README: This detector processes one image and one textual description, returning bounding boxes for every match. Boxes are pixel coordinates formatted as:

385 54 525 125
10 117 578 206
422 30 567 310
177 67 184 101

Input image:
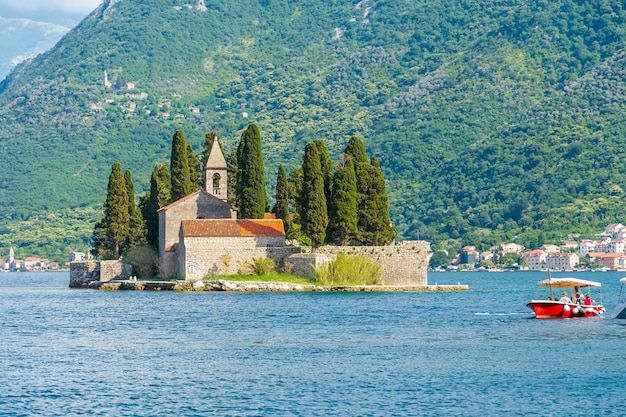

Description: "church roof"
157 190 203 212
181 219 285 237
205 137 227 169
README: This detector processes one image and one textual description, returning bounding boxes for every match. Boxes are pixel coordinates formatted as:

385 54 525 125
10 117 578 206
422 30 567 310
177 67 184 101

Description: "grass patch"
314 253 382 286
203 273 315 285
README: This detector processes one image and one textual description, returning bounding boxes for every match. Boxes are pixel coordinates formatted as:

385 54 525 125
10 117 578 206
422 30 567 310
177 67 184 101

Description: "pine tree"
300 141 328 247
236 124 267 219
170 130 192 202
344 136 369 164
356 157 396 245
327 159 358 245
187 144 201 192
124 169 147 248
104 162 129 258
274 164 290 233
140 163 171 248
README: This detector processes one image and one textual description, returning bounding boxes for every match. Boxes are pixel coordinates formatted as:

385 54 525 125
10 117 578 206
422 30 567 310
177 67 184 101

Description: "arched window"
212 173 221 195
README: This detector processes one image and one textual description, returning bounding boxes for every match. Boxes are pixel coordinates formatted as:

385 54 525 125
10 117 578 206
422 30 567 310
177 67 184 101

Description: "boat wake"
474 312 533 316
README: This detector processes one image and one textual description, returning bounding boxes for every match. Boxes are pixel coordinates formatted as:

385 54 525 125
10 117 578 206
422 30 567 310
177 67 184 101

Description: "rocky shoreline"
87 279 469 292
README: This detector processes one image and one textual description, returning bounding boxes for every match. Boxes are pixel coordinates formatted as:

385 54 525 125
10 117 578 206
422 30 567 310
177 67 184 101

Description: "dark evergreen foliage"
288 167 304 224
274 164 290 233
226 149 238 208
170 130 192 202
355 159 396 245
236 124 267 219
140 163 170 249
327 159 358 245
103 162 129 258
300 141 328 247
313 139 334 208
344 136 369 164
186 144 201 192
124 169 147 248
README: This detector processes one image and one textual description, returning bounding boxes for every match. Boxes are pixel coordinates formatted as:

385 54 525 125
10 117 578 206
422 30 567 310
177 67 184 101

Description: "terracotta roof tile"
182 219 285 237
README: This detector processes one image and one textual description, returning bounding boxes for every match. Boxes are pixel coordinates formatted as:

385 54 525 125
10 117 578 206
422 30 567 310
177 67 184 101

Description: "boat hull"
611 302 626 319
527 300 605 318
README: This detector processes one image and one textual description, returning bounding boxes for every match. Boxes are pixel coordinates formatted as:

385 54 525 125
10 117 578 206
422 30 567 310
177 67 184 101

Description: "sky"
0 0 102 26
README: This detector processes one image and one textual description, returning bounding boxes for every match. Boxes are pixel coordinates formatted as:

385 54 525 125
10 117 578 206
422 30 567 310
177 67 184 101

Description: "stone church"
158 138 299 280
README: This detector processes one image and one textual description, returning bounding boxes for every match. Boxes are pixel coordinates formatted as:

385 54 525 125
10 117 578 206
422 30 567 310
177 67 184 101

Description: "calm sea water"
1 270 626 416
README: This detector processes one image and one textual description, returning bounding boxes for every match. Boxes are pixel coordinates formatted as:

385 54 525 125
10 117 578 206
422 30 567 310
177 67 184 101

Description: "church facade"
157 138 299 280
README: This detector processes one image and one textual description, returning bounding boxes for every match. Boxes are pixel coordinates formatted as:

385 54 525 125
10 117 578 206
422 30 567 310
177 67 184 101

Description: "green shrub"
122 244 158 278
247 257 275 276
314 253 382 286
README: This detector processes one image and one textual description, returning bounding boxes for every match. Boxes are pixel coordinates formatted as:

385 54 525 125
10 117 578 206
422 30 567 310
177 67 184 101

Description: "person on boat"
559 292 572 303
584 294 594 306
572 286 584 304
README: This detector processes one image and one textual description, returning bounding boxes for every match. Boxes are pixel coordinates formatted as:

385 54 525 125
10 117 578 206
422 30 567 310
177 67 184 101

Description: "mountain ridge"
0 16 69 80
2 0 626 261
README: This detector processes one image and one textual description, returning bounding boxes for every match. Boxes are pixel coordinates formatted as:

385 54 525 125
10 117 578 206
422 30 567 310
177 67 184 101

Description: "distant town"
5 222 626 273
443 223 626 272
0 248 91 272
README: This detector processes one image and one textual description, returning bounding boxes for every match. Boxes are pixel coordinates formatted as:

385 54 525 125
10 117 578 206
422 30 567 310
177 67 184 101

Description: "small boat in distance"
610 277 626 319
526 275 605 319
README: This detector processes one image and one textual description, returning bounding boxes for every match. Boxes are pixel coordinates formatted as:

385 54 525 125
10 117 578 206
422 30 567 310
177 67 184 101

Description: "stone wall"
287 243 431 286
179 236 301 280
287 253 334 280
69 260 133 288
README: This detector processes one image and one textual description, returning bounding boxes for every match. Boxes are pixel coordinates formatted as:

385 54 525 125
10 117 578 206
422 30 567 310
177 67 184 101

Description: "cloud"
0 0 102 15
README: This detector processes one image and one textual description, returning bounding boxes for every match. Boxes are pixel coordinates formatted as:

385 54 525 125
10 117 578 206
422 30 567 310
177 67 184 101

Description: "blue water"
1 271 626 416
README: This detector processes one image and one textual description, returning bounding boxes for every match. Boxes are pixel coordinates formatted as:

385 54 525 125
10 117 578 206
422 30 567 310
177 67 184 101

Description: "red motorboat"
527 277 606 319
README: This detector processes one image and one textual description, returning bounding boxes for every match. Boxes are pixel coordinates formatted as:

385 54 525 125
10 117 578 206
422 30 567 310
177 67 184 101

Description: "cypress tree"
187 144 201 192
141 163 171 248
327 159 358 245
104 162 130 258
301 142 328 247
170 130 192 202
91 218 111 259
344 136 369 164
124 169 147 248
236 124 267 219
274 164 290 233
226 149 238 207
288 167 303 223
356 157 396 245
313 139 334 205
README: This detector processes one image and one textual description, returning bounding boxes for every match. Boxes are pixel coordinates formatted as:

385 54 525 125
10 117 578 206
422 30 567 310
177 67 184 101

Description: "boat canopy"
537 277 601 288
620 277 626 284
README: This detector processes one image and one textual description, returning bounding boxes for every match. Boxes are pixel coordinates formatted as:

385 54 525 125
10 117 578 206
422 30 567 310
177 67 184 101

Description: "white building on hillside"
546 252 579 271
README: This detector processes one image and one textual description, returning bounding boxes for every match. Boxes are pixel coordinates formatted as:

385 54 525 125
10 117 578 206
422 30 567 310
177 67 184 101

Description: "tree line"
92 124 395 260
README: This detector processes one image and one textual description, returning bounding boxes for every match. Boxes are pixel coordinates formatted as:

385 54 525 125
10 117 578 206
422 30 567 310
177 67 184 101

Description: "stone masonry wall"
69 261 100 288
69 260 133 288
180 236 301 280
288 243 431 286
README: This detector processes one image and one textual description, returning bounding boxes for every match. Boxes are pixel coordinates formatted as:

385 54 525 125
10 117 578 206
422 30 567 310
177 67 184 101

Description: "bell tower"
204 136 228 203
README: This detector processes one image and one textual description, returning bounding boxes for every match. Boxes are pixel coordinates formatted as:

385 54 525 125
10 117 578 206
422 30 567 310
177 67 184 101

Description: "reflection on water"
1 271 626 416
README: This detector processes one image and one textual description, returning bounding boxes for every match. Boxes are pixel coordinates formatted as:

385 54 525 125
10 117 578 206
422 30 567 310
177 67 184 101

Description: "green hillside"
2 0 626 261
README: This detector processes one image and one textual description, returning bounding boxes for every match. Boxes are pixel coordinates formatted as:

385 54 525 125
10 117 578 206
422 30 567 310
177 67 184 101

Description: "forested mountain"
2 0 626 261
